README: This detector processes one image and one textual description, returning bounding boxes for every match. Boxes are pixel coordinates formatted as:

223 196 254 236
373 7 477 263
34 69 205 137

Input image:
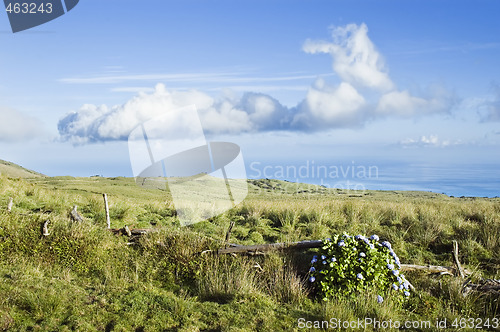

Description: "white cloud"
295 79 365 128
479 83 500 122
400 134 462 148
303 23 394 91
58 84 290 143
0 107 46 142
376 89 453 117
58 23 457 142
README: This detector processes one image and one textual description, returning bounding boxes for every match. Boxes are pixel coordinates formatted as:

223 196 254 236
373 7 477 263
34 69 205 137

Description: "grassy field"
0 167 499 331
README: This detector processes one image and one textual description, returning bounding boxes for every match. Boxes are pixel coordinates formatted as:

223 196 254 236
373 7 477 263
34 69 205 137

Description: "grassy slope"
0 159 45 178
0 175 499 331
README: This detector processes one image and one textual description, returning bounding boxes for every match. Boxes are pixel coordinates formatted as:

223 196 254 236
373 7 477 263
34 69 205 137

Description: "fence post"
7 197 13 212
103 193 111 229
42 220 50 236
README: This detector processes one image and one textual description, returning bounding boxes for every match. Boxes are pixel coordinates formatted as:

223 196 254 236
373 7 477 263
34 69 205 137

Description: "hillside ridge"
0 159 45 178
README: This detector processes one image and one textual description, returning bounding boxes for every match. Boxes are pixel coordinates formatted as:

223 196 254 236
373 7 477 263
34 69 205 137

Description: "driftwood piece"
103 194 111 229
452 240 465 278
42 220 50 236
7 197 13 212
70 205 83 222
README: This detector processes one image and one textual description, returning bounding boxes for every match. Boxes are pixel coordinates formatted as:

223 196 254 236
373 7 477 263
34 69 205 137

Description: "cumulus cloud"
303 23 394 91
0 107 46 142
292 79 366 129
58 23 456 143
58 84 295 143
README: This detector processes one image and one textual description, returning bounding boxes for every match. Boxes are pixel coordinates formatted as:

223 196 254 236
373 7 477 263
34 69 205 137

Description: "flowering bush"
308 233 411 302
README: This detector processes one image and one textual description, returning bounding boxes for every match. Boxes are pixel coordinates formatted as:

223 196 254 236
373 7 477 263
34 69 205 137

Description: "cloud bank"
400 134 463 148
58 23 455 143
0 107 46 142
480 83 500 122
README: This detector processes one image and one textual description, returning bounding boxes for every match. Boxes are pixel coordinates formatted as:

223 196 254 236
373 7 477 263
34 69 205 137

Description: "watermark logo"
4 0 79 33
127 105 248 226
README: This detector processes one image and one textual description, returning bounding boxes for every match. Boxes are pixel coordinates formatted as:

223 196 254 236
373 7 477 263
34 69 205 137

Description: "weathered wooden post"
70 205 83 222
224 221 235 246
452 240 465 278
103 193 111 229
7 197 13 212
42 220 50 236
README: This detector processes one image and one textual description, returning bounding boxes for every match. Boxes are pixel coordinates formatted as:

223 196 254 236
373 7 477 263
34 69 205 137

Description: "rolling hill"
0 159 45 178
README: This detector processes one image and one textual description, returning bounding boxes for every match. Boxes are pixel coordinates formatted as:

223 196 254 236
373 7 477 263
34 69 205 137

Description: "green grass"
0 174 499 331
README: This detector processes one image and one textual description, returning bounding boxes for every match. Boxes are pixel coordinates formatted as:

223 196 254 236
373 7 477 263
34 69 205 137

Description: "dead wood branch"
452 240 465 278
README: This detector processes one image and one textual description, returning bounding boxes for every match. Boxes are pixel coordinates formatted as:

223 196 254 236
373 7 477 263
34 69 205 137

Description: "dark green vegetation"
0 171 499 331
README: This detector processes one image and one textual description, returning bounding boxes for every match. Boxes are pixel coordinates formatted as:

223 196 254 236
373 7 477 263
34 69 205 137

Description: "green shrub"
308 233 411 303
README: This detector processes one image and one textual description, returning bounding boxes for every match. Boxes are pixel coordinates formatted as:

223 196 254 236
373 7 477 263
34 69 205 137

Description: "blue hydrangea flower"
331 257 336 262
404 291 410 297
309 276 316 283
357 273 364 280
381 241 392 249
403 282 410 290
370 234 379 241
338 241 346 247
377 295 384 303
321 255 326 260
392 270 399 276
397 276 403 283
387 264 394 270
399 284 404 290
392 283 399 291
311 257 317 264
357 258 362 262
369 244 375 250
309 267 316 272
322 260 327 265
359 252 366 258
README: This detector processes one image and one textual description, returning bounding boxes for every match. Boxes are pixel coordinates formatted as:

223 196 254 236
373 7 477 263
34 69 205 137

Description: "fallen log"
464 279 500 294
217 240 323 254
218 240 472 276
108 227 154 236
399 264 471 276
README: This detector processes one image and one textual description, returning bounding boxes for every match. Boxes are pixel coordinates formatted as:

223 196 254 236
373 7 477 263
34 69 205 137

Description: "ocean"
246 160 500 198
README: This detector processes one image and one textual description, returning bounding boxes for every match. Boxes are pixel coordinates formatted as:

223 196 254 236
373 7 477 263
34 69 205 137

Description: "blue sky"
0 0 499 195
